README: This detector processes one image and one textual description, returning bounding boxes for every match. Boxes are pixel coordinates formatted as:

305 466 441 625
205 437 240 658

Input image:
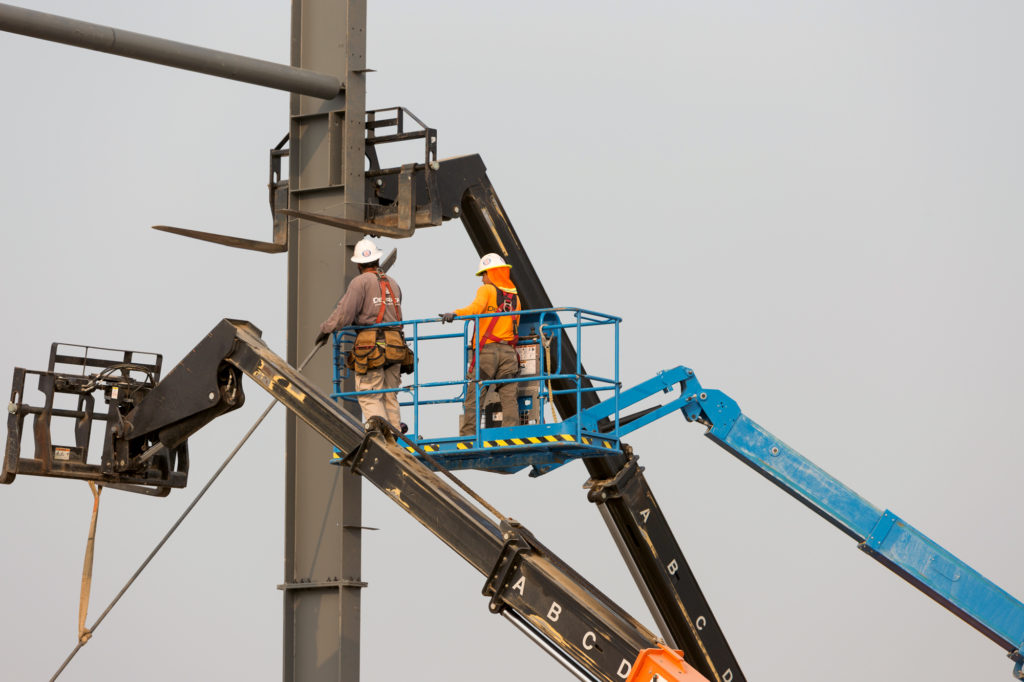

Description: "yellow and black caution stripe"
482 434 615 449
405 444 440 453
404 434 616 453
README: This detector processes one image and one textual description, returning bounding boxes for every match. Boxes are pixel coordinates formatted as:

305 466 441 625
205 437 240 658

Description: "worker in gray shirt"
316 238 404 429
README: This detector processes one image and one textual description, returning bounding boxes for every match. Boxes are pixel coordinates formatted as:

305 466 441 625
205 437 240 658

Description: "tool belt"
347 328 415 375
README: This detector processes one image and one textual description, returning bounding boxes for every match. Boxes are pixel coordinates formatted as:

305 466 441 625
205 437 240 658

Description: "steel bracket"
277 578 368 591
584 447 644 504
336 429 375 471
482 520 537 615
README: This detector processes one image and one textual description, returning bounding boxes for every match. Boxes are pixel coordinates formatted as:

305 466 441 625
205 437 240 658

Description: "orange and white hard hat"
475 253 510 276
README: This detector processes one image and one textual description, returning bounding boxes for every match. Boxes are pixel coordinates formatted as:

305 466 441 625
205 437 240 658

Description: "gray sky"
1 1 1023 680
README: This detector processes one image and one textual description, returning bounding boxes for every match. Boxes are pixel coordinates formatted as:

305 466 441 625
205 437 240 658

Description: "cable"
49 342 325 681
393 428 509 524
76 363 158 393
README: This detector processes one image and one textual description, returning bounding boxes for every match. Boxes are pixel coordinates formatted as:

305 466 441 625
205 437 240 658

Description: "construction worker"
316 237 404 430
440 253 521 436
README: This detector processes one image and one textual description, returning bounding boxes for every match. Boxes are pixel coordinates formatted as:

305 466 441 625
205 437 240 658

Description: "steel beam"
0 2 341 99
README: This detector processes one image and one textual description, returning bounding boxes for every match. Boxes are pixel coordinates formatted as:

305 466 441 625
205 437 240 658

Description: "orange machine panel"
626 645 712 682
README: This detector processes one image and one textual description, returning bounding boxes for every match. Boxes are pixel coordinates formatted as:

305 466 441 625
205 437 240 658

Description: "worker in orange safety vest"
440 253 521 436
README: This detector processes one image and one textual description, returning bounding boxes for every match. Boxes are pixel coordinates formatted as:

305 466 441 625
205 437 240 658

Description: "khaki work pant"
460 343 519 436
355 362 402 430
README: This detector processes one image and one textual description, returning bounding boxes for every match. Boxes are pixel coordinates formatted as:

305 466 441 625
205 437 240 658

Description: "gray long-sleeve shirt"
319 270 403 334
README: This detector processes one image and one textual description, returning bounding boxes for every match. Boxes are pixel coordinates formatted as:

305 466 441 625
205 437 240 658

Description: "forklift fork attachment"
4 343 166 493
3 323 250 496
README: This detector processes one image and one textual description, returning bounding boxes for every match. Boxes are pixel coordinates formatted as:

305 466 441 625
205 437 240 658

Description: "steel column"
285 1 367 681
0 2 366 678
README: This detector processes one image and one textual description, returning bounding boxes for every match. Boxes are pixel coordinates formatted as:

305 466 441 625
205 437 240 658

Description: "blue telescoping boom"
612 364 1024 678
332 308 1024 678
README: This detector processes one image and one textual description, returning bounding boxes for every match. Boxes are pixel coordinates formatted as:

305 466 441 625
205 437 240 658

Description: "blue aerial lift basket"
329 307 633 475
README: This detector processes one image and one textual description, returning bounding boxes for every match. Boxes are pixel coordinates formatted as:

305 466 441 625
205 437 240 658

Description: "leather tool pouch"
349 329 386 374
383 329 407 364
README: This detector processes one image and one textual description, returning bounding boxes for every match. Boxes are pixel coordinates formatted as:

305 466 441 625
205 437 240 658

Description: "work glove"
314 330 330 347
439 312 455 324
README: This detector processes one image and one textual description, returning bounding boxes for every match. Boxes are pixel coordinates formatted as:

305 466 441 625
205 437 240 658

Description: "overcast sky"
1 1 1023 681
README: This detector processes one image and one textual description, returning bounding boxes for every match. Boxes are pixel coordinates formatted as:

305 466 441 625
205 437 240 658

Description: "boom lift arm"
71 318 707 682
422 156 1024 676
395 154 746 682
147 110 741 679
619 365 1024 677
136 116 1022 677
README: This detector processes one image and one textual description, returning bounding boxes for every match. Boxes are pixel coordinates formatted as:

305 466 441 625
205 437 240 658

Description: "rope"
539 328 559 423
76 482 102 644
50 342 325 681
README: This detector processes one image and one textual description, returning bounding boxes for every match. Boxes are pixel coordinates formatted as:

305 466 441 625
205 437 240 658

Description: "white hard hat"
475 252 510 275
351 238 384 264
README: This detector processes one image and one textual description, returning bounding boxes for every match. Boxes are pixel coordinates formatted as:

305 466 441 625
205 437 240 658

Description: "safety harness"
469 285 520 374
373 269 402 323
480 285 519 346
349 270 411 374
